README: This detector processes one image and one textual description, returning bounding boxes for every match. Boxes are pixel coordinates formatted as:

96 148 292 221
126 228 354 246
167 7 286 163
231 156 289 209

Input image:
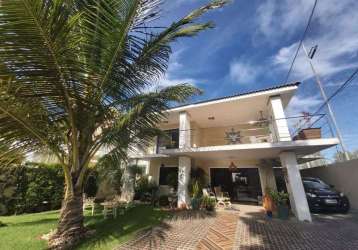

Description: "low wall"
301 159 358 210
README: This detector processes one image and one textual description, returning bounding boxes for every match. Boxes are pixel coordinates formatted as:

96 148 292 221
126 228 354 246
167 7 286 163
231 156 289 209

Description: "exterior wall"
148 157 178 184
301 159 358 210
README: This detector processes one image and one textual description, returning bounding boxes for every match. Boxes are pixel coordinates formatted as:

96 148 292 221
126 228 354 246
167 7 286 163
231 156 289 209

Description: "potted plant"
201 196 216 211
292 112 322 140
269 190 290 220
263 187 274 218
190 181 201 210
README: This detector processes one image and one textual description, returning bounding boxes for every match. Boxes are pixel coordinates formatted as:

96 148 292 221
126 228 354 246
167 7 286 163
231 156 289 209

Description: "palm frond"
0 0 89 116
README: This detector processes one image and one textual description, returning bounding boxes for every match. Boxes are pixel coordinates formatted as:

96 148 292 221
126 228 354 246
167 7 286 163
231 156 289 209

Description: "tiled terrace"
117 205 358 250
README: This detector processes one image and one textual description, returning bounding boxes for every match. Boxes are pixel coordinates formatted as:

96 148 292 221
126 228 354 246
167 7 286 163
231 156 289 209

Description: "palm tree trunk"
57 191 84 236
49 177 87 249
120 163 135 202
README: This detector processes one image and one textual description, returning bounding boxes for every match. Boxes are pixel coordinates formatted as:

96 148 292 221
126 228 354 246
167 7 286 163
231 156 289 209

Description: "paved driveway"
117 205 358 250
234 205 358 250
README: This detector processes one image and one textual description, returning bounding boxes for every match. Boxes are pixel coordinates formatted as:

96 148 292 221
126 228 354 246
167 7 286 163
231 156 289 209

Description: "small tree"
0 0 228 247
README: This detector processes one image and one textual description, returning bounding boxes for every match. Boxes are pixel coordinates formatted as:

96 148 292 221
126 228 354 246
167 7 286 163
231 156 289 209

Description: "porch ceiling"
160 84 297 129
158 138 339 160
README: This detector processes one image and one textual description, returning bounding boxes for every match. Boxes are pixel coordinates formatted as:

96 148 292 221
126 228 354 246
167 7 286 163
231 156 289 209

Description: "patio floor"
117 204 358 250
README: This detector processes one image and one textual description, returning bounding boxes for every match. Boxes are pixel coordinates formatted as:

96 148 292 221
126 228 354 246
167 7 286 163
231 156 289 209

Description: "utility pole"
302 43 350 161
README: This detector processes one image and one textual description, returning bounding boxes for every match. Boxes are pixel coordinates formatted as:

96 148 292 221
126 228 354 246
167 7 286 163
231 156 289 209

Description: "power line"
294 67 358 132
312 67 358 115
283 0 318 84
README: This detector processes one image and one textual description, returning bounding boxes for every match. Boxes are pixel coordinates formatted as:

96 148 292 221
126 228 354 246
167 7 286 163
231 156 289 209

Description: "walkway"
235 205 358 250
197 211 240 250
116 210 217 250
117 205 358 250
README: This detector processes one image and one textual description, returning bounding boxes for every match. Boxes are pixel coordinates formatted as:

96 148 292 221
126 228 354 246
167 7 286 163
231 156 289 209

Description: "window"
159 166 178 186
157 129 179 151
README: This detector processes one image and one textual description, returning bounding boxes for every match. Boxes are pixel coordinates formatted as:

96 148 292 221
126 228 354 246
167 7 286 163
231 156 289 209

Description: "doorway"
210 168 262 202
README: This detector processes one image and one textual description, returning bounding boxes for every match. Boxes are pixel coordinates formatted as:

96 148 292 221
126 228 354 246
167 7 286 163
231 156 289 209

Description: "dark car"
303 179 350 213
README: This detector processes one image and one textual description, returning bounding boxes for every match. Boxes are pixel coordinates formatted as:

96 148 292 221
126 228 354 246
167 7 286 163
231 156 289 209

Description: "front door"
210 168 262 202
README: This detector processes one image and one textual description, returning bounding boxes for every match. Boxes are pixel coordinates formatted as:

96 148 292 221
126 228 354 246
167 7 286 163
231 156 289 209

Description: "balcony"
190 123 272 148
155 113 335 155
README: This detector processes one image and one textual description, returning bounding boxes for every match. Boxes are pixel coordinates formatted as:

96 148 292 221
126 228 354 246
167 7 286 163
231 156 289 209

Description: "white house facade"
130 82 339 222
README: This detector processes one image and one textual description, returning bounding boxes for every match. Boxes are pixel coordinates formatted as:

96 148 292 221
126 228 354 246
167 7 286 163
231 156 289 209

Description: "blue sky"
156 0 358 156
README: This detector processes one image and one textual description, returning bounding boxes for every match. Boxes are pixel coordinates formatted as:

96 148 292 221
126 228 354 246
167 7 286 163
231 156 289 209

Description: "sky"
154 0 358 159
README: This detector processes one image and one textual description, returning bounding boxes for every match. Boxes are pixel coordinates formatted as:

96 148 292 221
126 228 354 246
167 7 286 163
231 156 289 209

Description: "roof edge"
168 81 300 111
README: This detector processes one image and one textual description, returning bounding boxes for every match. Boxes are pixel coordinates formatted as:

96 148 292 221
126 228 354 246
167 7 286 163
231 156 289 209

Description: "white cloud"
229 59 259 84
262 0 358 80
158 75 196 88
143 74 197 93
286 95 322 116
286 94 323 131
256 0 313 40
144 47 198 90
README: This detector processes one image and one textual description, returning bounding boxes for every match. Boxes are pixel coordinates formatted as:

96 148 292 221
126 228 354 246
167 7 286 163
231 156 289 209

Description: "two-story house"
130 82 339 222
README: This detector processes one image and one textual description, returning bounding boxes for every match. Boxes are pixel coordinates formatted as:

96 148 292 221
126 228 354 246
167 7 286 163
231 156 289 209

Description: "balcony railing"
189 124 272 148
154 113 334 153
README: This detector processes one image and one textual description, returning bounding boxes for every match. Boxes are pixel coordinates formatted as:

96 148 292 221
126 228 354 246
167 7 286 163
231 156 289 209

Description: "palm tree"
0 0 227 247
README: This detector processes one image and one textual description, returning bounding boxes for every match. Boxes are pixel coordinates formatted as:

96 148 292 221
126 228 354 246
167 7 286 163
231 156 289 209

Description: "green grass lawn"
0 205 170 250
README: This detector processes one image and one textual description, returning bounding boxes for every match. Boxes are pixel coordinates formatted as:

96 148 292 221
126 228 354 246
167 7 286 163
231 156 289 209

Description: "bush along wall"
0 163 64 215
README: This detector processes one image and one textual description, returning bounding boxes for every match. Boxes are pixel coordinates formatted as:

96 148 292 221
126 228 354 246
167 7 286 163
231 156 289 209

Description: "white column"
177 156 191 207
269 96 291 142
280 151 312 222
258 166 277 196
179 111 191 149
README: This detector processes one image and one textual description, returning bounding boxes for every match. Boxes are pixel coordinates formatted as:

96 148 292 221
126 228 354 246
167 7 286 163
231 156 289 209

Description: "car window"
303 180 330 189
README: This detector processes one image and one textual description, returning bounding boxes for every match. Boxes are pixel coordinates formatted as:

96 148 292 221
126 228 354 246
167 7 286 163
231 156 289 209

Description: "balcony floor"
133 138 339 160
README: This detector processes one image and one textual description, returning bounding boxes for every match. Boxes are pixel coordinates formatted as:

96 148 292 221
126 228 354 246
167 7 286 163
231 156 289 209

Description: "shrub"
84 170 98 197
159 195 169 207
134 175 158 202
0 163 64 215
0 165 22 215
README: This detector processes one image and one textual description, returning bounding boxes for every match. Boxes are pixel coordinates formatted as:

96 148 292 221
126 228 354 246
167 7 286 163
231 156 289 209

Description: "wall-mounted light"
228 161 237 171
208 116 215 120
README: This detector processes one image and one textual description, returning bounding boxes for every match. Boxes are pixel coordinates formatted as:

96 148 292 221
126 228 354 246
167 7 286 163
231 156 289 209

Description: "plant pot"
205 205 215 211
277 204 289 220
294 128 321 140
191 198 200 210
263 195 274 212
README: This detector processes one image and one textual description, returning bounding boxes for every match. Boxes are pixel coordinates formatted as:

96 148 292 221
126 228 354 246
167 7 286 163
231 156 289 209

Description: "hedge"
0 163 64 215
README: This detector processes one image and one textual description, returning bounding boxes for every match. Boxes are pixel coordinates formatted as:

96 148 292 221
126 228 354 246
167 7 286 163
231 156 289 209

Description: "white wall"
301 159 358 210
